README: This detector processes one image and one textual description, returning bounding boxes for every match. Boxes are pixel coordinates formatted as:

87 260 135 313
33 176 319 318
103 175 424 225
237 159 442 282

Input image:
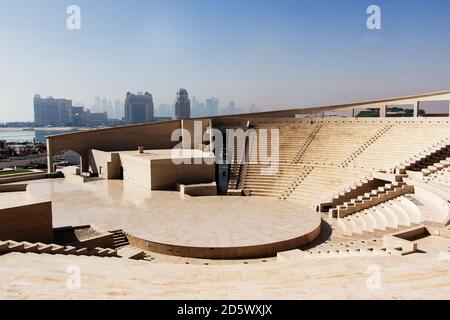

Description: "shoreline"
0 127 93 132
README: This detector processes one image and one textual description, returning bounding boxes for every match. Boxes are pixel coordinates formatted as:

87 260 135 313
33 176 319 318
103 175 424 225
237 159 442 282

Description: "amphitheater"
1 91 450 299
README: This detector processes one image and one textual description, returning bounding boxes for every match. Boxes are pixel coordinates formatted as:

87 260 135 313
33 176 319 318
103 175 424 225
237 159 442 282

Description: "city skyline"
1 0 450 122
30 92 261 122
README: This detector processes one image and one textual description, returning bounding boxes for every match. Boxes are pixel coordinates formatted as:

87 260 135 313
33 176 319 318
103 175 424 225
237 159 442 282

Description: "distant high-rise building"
174 89 191 120
106 100 114 119
92 97 101 113
34 95 108 125
34 94 73 125
205 97 219 116
191 96 207 118
101 98 108 113
157 104 172 118
191 96 202 117
228 101 237 114
124 92 154 124
113 99 124 120
71 106 108 124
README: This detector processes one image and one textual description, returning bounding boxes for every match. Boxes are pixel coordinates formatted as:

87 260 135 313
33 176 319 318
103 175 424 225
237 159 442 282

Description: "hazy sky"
1 0 450 122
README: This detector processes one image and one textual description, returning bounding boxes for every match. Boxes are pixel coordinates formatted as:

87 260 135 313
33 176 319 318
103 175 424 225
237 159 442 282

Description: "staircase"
329 181 414 218
280 166 314 200
291 123 323 164
0 240 117 257
341 124 392 167
319 177 387 212
406 145 450 171
110 230 130 249
228 164 241 189
422 159 450 186
241 163 305 198
226 130 248 190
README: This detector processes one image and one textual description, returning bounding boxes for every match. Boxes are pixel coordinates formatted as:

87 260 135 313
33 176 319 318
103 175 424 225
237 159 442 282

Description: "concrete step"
117 247 145 260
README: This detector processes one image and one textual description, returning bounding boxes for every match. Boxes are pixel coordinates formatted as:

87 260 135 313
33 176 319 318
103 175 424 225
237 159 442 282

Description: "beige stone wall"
0 184 28 192
150 159 215 190
119 153 215 191
120 154 152 191
47 120 183 173
0 173 48 185
49 120 182 156
0 201 53 243
88 150 122 179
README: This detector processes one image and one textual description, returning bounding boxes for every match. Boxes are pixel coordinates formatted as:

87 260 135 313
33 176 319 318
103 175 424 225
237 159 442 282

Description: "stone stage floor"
22 179 321 259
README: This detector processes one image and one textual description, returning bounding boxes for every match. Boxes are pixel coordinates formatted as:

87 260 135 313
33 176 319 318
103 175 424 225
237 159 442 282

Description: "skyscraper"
228 101 237 114
34 94 73 125
191 96 204 117
114 99 124 120
157 104 172 118
101 99 108 113
174 89 191 120
92 97 101 113
124 92 154 124
205 97 219 116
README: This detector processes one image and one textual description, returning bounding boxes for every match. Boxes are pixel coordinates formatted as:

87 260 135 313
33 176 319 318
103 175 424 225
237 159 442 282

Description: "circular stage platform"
126 196 321 259
25 180 321 259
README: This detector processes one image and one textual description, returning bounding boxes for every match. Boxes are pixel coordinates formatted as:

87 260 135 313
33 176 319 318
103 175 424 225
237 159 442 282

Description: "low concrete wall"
0 201 53 243
88 149 122 179
74 233 114 249
151 159 215 190
121 154 152 190
54 225 114 248
178 183 217 197
0 184 28 192
120 154 215 191
0 172 48 185
382 227 422 255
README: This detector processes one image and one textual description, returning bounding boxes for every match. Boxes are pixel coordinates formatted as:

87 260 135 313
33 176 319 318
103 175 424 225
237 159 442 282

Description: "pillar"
413 101 420 117
380 105 387 118
46 138 55 173
80 151 90 174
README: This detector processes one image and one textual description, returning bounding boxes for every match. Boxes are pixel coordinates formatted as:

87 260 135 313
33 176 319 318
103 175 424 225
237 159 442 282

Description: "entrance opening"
419 100 449 117
354 107 380 117
386 104 415 117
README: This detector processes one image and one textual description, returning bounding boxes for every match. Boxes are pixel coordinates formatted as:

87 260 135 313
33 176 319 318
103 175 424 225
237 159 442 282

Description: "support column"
413 101 420 117
80 151 90 174
46 138 55 173
380 105 387 118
